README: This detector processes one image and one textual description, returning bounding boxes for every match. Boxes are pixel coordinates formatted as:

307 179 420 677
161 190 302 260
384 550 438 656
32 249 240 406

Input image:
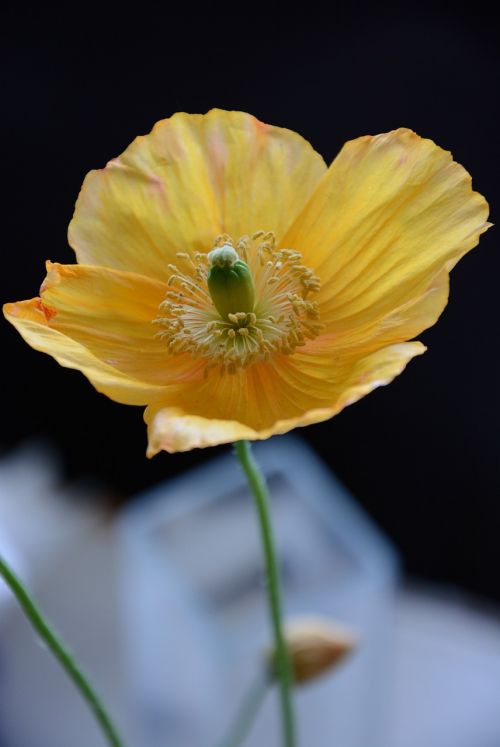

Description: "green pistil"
207 245 255 319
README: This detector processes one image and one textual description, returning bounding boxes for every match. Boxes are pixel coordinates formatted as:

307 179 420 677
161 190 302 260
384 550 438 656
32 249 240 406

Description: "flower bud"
207 244 255 319
268 617 357 685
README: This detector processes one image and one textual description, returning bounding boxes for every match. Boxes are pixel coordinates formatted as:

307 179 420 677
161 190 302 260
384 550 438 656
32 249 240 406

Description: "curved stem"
234 441 296 747
0 554 124 747
215 671 269 747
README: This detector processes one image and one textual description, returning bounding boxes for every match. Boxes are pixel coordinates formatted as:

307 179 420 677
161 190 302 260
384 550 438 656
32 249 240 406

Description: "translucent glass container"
118 435 399 747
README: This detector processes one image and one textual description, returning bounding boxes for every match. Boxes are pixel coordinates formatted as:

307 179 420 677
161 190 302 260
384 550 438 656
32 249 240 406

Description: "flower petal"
318 268 450 354
69 109 326 281
282 128 490 343
5 262 203 388
145 342 425 454
3 298 167 405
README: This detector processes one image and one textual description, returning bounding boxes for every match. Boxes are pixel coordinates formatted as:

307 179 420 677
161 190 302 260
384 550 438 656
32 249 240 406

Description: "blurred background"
0 3 498 746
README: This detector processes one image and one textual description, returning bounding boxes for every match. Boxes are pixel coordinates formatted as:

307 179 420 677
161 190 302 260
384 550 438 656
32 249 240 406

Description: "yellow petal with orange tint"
317 269 450 355
69 109 326 281
4 298 168 405
4 262 205 389
283 128 490 346
145 342 425 454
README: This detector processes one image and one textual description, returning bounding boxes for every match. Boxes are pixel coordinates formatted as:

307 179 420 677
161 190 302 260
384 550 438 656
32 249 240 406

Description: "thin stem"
215 671 269 747
0 554 124 747
234 440 296 747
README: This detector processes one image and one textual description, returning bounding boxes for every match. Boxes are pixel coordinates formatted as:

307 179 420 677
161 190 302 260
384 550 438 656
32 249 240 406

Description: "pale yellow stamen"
154 232 323 375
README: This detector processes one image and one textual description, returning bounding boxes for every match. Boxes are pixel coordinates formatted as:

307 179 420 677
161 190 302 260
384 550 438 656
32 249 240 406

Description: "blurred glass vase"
118 435 399 747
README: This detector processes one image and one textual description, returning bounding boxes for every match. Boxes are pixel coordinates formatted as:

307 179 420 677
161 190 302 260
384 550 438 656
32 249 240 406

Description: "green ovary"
207 250 256 319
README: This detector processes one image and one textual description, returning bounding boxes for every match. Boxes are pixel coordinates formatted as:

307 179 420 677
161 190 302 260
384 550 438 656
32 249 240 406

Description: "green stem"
234 441 296 747
0 554 124 747
215 672 269 747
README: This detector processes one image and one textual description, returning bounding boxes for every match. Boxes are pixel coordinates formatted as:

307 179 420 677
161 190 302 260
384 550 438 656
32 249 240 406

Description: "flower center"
154 231 323 376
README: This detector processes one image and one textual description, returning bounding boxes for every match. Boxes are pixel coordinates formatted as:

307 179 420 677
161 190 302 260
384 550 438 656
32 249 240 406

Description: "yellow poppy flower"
4 110 489 455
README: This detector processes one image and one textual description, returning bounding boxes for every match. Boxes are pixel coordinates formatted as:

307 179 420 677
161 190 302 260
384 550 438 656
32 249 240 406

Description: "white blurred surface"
0 443 124 747
388 587 500 747
0 529 23 611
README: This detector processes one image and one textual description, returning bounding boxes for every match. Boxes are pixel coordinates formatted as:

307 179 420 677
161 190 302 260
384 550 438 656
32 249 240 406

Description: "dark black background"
1 4 498 598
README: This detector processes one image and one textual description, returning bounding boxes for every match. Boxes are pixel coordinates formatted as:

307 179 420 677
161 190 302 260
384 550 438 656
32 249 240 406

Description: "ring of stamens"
153 231 323 375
